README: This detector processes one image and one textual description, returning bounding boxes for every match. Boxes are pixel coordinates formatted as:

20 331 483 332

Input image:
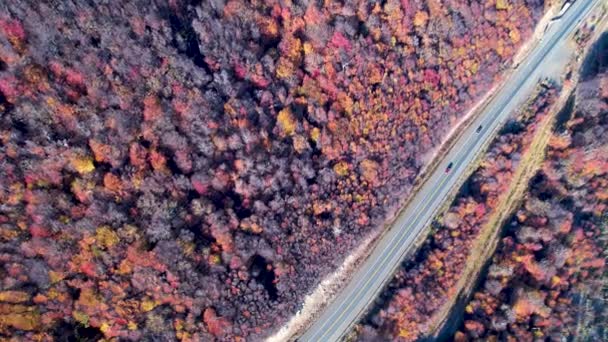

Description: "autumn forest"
0 0 605 341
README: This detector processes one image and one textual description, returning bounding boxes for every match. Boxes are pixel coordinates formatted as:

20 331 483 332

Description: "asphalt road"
299 1 602 341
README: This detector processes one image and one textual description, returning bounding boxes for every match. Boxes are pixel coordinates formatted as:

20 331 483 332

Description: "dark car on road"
476 125 483 133
445 162 454 173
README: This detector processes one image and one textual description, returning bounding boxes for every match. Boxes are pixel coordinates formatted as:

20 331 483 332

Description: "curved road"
299 1 602 341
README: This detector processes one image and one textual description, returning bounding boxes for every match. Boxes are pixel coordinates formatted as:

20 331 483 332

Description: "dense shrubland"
0 0 544 340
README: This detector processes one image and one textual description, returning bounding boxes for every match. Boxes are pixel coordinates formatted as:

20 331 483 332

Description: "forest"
358 31 608 341
0 0 544 340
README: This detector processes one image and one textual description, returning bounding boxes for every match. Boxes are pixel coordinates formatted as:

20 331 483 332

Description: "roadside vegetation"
357 29 608 342
453 30 608 342
357 82 559 341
